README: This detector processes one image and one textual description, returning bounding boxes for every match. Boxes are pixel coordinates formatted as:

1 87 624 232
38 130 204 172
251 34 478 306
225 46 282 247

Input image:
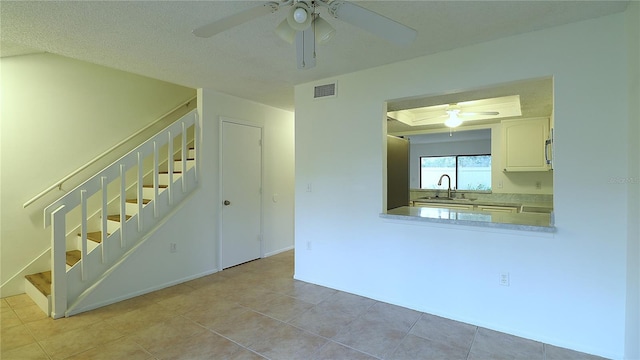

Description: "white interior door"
221 120 262 269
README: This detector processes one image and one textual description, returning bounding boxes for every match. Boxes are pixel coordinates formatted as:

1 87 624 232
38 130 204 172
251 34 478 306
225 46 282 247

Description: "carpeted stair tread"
66 250 81 267
25 271 51 296
143 185 168 189
107 214 132 222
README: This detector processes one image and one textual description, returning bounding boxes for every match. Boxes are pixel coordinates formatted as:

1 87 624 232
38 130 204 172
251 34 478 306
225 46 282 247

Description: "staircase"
23 110 199 319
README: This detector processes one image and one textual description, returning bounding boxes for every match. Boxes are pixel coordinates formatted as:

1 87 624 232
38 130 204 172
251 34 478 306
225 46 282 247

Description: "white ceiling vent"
314 82 337 99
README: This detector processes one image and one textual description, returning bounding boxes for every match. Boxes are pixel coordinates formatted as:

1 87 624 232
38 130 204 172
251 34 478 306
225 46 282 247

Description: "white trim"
264 246 294 258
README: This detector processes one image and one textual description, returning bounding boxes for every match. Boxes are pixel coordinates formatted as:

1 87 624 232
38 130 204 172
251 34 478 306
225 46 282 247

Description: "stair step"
25 271 51 296
76 231 107 243
143 185 168 189
126 199 150 204
159 171 182 174
107 214 132 222
66 250 81 267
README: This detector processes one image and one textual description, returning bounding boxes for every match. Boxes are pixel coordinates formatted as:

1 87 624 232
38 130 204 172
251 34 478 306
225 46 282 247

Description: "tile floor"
1 250 607 360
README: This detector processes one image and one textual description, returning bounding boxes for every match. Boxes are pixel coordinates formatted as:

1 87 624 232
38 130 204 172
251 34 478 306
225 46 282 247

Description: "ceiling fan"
415 105 500 128
192 0 417 70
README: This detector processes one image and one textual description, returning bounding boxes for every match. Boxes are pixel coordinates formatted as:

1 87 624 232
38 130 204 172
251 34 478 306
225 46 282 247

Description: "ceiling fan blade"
296 28 316 70
413 114 448 122
193 2 279 38
328 1 417 45
462 111 500 116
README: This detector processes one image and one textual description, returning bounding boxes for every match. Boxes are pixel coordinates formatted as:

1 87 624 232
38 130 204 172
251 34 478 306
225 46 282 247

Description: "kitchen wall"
294 10 636 360
0 53 195 295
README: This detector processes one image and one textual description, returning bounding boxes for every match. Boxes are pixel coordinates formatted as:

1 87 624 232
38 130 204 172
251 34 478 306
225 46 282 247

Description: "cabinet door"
502 118 550 172
476 205 519 213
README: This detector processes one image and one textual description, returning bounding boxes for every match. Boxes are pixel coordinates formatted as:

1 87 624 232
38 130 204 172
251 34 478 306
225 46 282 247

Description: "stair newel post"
181 121 188 192
153 141 159 218
50 205 67 319
119 164 127 248
137 152 143 232
168 131 174 206
100 176 108 263
80 190 88 282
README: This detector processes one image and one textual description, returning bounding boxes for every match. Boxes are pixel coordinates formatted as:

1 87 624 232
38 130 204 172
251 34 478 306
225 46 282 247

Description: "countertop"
411 197 554 212
382 206 555 232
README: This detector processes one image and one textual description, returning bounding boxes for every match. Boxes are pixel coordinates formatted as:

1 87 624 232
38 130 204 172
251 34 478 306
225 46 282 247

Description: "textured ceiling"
0 1 628 111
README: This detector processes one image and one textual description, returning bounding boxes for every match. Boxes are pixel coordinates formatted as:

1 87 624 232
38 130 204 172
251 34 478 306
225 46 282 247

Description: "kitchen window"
420 155 491 191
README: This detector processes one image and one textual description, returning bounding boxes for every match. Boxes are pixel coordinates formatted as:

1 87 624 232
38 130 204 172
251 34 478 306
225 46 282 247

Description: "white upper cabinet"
502 118 551 172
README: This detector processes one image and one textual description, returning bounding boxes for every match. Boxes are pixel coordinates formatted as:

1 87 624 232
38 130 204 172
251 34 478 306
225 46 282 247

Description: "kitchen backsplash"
409 189 553 206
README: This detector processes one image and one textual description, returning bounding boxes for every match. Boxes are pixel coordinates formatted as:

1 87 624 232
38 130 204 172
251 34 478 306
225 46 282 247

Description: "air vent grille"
314 83 337 99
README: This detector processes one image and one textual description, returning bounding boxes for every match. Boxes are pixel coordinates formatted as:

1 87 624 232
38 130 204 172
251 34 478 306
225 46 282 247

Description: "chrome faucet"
438 174 452 198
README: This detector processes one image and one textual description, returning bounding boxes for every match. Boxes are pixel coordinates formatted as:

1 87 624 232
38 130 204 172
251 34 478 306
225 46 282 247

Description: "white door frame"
218 116 264 269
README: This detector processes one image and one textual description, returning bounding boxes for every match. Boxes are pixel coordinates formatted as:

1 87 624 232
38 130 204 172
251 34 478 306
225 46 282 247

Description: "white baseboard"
264 245 294 258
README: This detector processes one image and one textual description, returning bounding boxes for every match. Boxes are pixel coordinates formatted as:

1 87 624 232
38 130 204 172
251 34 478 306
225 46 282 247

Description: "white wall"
294 11 636 360
625 1 640 358
0 53 195 295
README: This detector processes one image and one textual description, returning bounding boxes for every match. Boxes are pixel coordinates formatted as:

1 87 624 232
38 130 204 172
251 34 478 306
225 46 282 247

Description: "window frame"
419 153 492 191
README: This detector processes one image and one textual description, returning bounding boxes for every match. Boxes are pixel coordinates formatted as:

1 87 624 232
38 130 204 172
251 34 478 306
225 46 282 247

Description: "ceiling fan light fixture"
444 110 463 128
275 19 296 44
313 16 336 44
287 2 312 31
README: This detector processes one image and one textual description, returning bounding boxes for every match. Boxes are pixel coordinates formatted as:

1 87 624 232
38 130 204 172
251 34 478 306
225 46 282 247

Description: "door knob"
223 200 231 206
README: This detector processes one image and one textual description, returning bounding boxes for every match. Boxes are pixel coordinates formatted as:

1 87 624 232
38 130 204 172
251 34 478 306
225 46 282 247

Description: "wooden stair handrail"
23 96 196 208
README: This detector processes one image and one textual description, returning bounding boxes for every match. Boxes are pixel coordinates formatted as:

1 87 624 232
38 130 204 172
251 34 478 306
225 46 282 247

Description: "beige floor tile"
284 282 338 305
154 330 243 360
312 341 379 360
317 291 377 318
65 337 152 360
229 287 282 309
212 309 284 348
182 299 248 330
131 315 207 356
361 301 421 333
12 304 48 323
227 348 267 360
1 309 23 330
389 333 469 360
25 313 98 341
38 320 123 359
104 302 175 334
332 316 408 359
545 344 609 360
1 298 10 309
0 324 37 354
155 291 213 314
246 321 327 360
468 327 543 360
4 294 35 309
288 304 356 338
409 313 477 350
252 293 314 322
86 295 156 320
0 342 49 360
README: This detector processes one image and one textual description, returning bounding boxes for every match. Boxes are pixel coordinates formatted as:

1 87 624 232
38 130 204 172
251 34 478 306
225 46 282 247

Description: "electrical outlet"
497 180 503 189
306 183 312 192
306 241 312 250
535 181 542 189
170 243 177 253
499 272 510 286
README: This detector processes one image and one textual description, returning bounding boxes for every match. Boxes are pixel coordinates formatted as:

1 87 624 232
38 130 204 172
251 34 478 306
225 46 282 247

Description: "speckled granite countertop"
411 197 554 212
382 206 555 232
